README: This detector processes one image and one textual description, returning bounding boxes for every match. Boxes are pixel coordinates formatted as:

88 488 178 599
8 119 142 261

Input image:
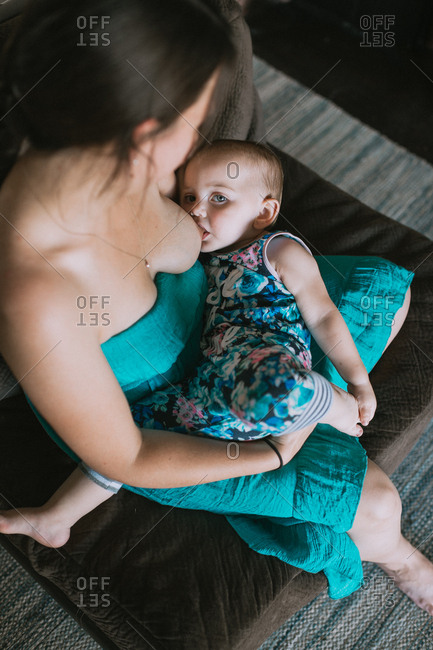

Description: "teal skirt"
125 256 413 599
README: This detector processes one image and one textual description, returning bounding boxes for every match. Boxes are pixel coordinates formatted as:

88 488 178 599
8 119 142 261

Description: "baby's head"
181 139 283 253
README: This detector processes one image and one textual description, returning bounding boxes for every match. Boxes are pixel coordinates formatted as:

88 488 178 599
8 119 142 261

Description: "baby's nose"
190 201 207 220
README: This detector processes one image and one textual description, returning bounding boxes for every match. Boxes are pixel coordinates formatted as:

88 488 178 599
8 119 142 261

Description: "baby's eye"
183 194 196 204
212 194 227 204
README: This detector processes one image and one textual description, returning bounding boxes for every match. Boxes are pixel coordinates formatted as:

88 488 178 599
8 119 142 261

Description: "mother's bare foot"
0 508 70 548
379 547 433 615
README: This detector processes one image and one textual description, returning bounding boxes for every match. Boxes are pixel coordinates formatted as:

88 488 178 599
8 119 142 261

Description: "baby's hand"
347 381 377 427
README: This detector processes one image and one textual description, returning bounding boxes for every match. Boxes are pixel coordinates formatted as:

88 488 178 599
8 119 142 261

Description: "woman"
0 0 432 614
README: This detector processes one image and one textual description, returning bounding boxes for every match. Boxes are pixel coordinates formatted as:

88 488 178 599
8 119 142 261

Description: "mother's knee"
361 461 402 524
371 479 402 524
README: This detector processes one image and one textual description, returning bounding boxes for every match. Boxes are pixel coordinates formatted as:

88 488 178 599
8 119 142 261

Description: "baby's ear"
254 198 280 229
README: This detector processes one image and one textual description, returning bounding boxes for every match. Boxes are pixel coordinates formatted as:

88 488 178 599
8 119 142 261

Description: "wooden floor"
246 0 433 164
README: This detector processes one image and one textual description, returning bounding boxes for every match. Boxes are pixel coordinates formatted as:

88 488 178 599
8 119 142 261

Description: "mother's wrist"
263 438 283 469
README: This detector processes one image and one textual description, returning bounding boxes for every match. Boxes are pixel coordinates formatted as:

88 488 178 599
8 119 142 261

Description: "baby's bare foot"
379 548 433 615
0 508 70 548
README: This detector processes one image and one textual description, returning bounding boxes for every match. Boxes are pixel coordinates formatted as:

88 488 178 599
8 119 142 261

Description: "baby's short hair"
190 139 284 202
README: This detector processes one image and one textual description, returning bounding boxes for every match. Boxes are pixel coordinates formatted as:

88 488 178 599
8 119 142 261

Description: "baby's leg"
132 344 333 440
223 344 333 437
0 466 114 548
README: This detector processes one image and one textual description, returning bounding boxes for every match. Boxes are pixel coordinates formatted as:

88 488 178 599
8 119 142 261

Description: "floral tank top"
200 231 313 370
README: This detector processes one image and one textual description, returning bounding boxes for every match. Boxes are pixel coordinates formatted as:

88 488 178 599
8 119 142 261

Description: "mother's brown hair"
0 0 234 184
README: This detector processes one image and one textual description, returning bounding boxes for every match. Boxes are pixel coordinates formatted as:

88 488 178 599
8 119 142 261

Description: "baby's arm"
268 237 376 434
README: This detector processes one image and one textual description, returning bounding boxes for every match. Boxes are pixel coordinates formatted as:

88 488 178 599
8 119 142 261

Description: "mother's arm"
1 279 292 488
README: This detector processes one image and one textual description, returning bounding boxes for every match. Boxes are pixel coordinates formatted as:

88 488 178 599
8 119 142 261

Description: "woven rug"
0 547 100 649
1 57 433 650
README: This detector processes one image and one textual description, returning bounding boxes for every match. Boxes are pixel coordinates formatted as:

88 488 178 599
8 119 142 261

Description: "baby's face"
180 153 267 253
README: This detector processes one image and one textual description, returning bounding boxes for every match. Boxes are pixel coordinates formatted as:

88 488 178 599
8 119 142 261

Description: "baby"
0 139 376 545
127 139 375 444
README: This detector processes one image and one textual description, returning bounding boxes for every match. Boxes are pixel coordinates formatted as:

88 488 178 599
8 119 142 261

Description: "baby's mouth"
195 222 210 240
